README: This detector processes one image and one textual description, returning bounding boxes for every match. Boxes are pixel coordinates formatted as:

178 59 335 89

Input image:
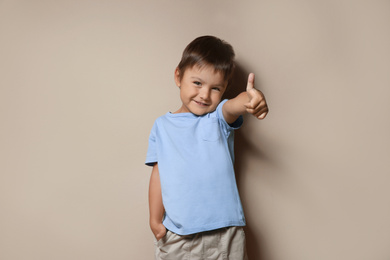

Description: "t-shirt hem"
145 160 157 166
163 220 246 236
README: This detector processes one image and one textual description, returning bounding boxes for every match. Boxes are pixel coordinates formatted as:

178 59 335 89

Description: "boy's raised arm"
222 73 269 124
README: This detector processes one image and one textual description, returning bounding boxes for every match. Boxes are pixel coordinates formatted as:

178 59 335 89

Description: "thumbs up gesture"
244 73 268 119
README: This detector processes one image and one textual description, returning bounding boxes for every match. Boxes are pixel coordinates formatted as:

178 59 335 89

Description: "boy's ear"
174 67 181 88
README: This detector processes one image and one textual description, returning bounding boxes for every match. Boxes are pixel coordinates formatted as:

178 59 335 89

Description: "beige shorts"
154 226 248 260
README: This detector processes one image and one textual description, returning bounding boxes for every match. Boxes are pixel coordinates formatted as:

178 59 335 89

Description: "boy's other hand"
151 222 167 241
244 73 268 119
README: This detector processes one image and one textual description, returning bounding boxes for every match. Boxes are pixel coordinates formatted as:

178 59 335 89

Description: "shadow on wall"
223 64 269 260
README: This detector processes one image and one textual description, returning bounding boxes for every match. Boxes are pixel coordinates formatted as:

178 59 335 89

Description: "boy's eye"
193 81 202 86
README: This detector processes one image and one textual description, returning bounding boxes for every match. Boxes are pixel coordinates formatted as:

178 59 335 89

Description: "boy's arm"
148 163 166 240
223 73 268 124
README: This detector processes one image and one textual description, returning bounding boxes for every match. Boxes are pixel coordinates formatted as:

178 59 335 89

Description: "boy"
146 36 268 259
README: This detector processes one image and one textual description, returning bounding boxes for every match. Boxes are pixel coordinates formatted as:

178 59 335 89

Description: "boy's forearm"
222 92 249 124
148 164 165 225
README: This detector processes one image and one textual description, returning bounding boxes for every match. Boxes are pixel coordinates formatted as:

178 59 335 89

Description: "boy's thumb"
246 73 255 92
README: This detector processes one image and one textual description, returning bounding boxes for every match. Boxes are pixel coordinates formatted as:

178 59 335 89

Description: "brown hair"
177 36 235 82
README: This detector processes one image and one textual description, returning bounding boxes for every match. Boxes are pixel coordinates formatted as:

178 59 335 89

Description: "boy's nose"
199 89 211 101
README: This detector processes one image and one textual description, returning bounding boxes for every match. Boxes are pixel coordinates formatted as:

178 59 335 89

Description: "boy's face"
174 64 227 115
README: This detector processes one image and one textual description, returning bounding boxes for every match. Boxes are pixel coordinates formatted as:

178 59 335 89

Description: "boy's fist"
244 73 268 119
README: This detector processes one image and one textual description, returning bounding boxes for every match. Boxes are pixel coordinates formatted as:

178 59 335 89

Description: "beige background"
1 1 389 260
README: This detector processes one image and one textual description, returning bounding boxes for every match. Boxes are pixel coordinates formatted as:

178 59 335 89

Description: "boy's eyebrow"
190 76 203 81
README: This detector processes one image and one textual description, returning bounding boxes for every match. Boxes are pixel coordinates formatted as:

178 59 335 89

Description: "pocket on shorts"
201 117 221 142
156 230 170 247
239 227 246 239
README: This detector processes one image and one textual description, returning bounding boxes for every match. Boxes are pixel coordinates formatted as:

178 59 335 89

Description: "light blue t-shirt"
145 99 246 235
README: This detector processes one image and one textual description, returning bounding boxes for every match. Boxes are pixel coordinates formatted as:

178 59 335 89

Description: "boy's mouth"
193 100 210 107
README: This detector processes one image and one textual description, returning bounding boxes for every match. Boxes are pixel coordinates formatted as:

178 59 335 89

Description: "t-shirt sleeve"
145 121 158 166
217 99 243 130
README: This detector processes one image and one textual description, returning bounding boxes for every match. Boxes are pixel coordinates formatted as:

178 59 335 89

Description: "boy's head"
176 36 235 83
173 36 236 115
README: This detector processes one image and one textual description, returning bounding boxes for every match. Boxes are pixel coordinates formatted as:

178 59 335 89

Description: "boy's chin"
192 108 217 116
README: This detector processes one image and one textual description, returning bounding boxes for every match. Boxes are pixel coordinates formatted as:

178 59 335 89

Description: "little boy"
146 36 268 260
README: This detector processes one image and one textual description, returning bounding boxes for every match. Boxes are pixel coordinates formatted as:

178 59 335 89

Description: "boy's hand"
244 73 268 119
150 221 167 241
